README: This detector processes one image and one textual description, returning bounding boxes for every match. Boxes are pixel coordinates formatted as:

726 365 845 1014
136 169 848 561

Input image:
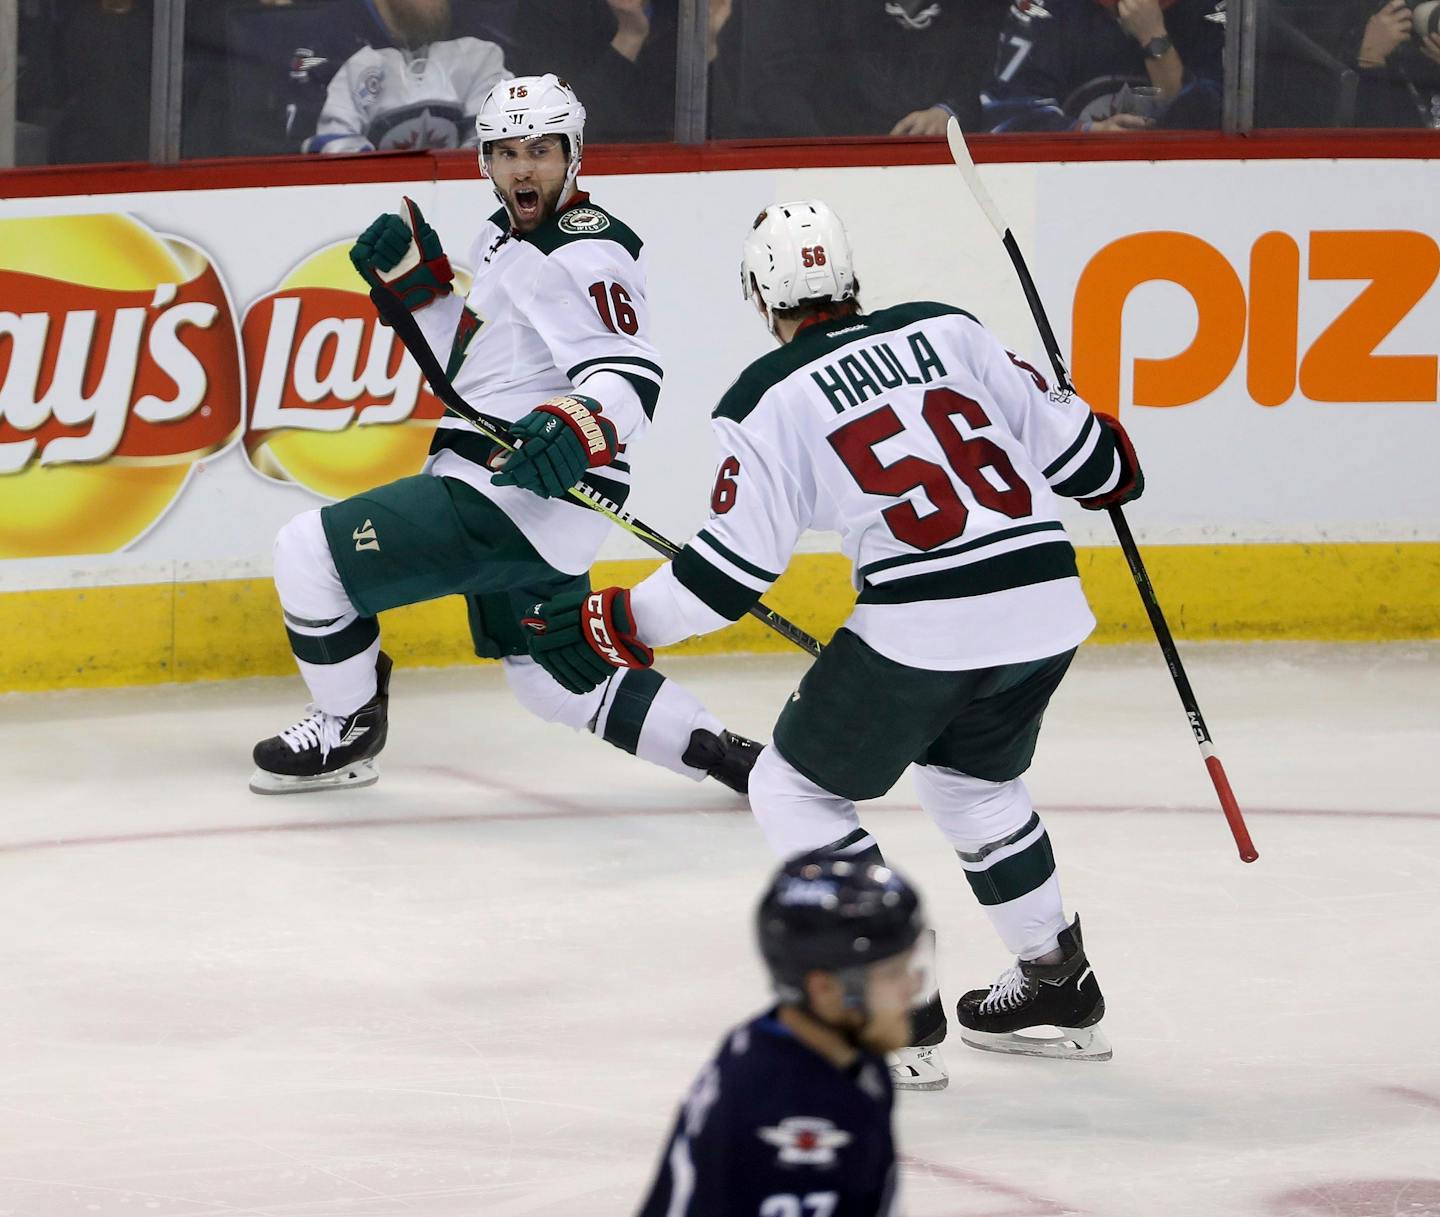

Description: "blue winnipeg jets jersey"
636 1012 898 1217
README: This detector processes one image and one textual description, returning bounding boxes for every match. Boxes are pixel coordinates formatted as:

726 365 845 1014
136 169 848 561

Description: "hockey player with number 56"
527 200 1145 1088
250 74 759 795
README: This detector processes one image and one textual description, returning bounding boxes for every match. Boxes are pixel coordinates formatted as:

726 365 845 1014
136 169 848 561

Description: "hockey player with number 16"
250 74 759 795
528 200 1145 1086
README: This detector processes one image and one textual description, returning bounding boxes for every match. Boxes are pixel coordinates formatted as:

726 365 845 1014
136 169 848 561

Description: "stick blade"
946 117 1007 238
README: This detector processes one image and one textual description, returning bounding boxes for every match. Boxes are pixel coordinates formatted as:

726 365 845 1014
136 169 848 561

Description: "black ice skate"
683 729 763 795
249 652 392 795
956 916 1111 1062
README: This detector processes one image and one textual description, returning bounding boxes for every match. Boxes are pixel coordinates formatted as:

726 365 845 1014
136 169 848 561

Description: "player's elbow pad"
1075 413 1144 511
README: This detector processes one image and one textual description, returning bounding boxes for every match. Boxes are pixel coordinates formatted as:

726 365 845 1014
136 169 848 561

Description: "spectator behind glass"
305 0 511 152
16 0 61 164
713 0 1007 138
982 0 1225 133
511 0 735 142
49 0 152 164
1257 0 1440 128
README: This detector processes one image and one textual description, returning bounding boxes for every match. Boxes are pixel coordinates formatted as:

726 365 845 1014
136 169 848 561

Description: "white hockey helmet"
741 201 857 333
475 74 586 196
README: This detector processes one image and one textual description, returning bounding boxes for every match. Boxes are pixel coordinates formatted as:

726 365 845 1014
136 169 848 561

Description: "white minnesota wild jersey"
306 38 509 153
631 302 1125 671
410 194 664 574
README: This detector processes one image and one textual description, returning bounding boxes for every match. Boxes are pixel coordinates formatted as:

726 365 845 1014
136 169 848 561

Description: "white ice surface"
1 644 1438 1217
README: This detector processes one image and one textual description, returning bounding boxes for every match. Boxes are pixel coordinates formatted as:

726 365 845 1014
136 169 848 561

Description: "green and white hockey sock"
596 668 725 781
274 509 380 716
748 747 866 858
914 764 1069 960
501 658 723 782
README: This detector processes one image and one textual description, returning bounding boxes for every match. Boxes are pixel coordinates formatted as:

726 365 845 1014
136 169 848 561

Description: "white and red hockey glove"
492 394 620 499
525 587 653 694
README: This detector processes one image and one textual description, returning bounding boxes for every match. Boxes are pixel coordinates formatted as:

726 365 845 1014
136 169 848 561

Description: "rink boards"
1 147 1438 689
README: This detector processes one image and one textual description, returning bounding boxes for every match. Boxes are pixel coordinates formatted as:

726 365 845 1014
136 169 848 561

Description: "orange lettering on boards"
1072 229 1440 414
1300 231 1440 404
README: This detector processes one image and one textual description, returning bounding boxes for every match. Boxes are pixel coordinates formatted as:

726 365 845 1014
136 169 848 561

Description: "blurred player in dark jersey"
635 859 930 1217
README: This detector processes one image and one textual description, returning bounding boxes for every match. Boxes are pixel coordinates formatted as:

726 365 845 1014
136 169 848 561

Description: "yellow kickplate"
1 543 1436 692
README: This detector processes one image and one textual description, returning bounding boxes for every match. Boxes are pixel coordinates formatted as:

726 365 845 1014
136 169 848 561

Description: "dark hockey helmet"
756 858 924 1006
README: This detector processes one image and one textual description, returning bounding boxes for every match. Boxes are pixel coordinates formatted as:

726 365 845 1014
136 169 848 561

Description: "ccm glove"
525 587 654 695
491 394 619 499
1077 412 1145 511
350 196 453 311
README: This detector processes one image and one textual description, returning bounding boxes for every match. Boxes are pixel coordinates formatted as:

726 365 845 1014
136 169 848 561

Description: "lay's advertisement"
0 215 241 557
0 158 1436 685
241 240 456 501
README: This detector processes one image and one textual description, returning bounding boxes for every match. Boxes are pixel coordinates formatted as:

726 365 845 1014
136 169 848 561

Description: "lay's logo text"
241 242 454 502
1073 229 1440 415
0 215 242 558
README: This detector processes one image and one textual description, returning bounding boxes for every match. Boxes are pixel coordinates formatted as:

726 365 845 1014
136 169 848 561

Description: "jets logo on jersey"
559 208 611 236
758 1117 852 1167
1010 0 1052 22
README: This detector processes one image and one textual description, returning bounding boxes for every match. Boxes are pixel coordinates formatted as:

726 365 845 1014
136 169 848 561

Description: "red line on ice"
0 769 1435 856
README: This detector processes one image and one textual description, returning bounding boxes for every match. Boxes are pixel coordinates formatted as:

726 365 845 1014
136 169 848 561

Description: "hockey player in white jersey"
250 75 760 795
527 200 1145 1088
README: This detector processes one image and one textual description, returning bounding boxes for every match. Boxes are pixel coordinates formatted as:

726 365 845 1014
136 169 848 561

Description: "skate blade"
888 1046 950 1091
248 759 380 795
959 1023 1112 1062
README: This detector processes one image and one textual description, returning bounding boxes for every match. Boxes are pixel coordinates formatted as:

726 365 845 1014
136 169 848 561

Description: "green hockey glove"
350 196 453 311
491 394 619 499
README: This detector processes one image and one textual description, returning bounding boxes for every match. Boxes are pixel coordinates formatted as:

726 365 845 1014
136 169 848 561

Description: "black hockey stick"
369 287 825 660
945 119 1257 864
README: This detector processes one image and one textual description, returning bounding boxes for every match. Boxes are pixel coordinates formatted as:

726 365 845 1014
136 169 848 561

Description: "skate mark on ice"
1266 1177 1440 1216
900 1154 1084 1216
1378 1085 1440 1115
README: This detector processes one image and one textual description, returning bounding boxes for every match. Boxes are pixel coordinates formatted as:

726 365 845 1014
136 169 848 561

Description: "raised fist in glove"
492 393 619 499
1078 412 1145 511
350 196 453 311
525 587 653 694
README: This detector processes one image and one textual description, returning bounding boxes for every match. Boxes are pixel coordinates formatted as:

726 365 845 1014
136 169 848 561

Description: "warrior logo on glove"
547 396 614 462
492 393 619 499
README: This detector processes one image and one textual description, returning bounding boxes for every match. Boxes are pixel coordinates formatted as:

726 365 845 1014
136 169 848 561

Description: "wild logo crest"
559 208 610 236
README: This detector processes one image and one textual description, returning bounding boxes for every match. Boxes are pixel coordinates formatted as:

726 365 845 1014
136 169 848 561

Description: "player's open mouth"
514 188 541 219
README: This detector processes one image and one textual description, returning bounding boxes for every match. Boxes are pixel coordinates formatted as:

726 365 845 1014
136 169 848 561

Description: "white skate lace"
278 707 343 757
979 964 1032 1013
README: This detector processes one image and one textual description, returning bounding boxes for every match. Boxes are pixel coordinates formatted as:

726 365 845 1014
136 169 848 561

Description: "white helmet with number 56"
741 201 857 330
475 74 587 195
